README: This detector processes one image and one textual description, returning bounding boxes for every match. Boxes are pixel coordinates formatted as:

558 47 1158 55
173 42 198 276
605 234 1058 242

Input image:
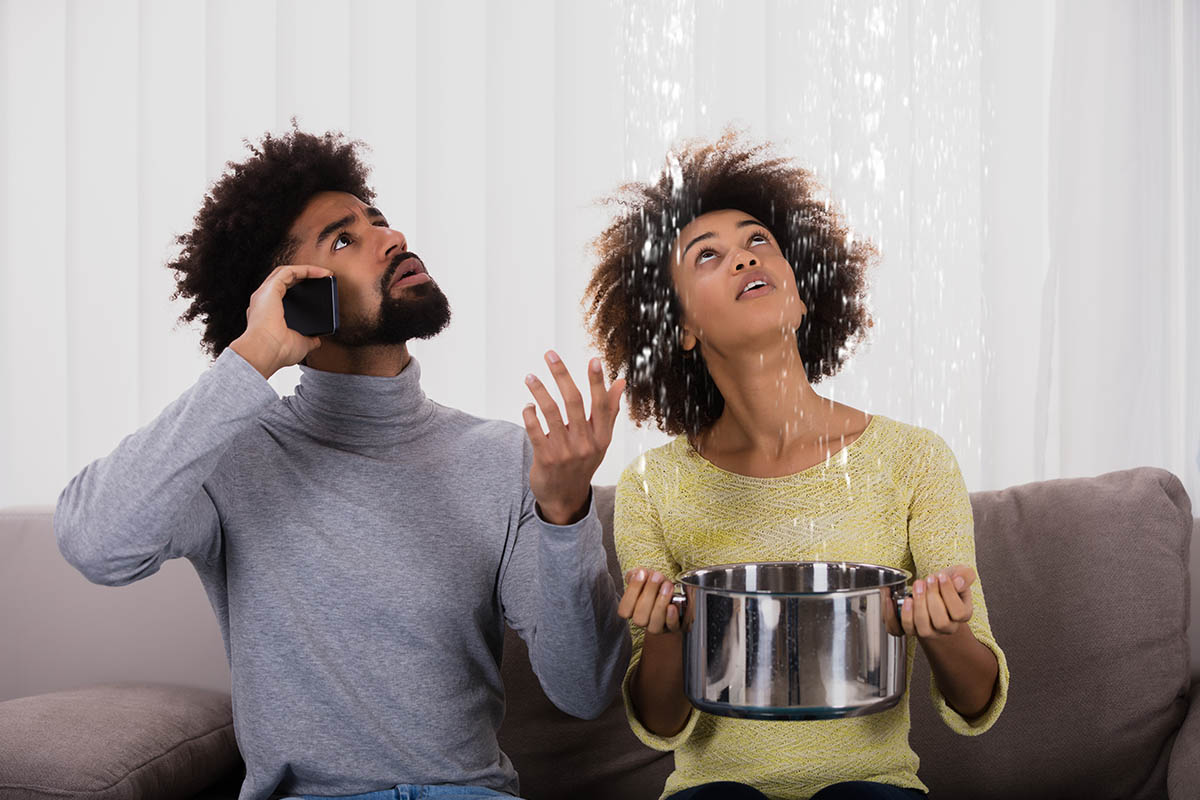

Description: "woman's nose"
732 250 758 271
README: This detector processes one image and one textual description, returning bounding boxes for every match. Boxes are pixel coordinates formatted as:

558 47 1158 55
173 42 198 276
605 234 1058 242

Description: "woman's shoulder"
617 435 698 486
862 412 949 450
864 414 961 485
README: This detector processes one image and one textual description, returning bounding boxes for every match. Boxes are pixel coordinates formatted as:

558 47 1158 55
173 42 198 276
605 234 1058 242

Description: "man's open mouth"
390 256 430 290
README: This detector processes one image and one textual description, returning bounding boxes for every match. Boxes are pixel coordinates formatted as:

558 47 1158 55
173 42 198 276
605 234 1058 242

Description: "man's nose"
381 227 408 258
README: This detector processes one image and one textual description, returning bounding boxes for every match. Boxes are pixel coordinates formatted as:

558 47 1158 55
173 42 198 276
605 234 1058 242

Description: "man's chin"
332 284 452 346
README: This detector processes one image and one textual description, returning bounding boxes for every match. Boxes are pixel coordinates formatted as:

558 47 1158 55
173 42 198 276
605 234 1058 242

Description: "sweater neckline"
679 413 882 482
283 356 437 445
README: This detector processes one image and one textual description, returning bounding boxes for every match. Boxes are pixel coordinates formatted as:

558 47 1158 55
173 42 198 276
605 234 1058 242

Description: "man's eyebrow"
365 206 385 220
315 214 356 247
681 219 763 259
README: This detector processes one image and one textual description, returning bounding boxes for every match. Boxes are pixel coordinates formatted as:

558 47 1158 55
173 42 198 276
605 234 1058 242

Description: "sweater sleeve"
613 455 701 751
497 438 631 720
54 347 279 586
907 430 1010 735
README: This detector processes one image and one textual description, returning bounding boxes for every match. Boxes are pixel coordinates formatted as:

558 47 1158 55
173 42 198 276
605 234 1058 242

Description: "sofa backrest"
907 467 1194 800
0 507 230 703
2 466 1196 800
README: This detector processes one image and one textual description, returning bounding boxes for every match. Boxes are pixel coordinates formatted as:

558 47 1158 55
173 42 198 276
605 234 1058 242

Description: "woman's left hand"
900 565 976 639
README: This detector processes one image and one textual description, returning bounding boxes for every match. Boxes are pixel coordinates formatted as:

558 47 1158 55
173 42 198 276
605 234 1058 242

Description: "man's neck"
302 341 412 377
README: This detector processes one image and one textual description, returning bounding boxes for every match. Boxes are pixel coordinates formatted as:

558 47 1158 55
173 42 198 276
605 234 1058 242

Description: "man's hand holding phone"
231 264 332 380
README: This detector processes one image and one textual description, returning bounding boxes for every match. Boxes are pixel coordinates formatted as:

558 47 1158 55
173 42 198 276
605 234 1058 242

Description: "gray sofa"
1 466 1197 799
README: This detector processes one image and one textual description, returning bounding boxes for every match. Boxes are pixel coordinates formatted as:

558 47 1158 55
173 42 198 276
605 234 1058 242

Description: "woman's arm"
620 569 692 736
906 569 999 718
904 429 1010 731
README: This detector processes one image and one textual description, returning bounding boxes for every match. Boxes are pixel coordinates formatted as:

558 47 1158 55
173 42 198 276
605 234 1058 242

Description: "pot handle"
670 588 688 620
889 588 911 637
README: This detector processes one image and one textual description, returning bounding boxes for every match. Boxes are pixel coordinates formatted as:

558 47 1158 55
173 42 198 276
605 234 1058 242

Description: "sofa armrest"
1170 682 1200 799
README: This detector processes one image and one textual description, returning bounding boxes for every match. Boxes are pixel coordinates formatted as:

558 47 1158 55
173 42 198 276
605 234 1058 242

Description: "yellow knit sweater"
614 413 1009 800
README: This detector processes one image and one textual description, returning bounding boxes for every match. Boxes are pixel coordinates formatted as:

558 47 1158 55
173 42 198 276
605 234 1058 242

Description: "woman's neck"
695 336 866 466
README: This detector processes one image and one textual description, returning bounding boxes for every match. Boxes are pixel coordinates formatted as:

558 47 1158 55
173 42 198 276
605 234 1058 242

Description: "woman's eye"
333 233 352 251
697 249 717 264
750 233 768 245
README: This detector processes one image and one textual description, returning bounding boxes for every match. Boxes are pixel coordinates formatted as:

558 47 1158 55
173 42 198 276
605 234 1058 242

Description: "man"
54 129 630 800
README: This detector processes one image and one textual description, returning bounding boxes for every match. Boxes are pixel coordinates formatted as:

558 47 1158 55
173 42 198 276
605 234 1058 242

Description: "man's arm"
499 485 630 720
55 347 278 584
56 263 329 585
502 351 630 718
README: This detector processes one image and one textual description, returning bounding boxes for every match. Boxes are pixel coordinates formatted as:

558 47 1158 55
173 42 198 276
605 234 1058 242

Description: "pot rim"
675 559 913 597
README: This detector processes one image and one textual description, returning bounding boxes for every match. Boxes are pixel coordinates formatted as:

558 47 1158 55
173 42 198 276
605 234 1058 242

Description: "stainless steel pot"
669 561 911 721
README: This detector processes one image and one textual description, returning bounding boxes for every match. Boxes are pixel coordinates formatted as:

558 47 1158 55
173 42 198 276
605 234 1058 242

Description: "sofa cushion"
909 466 1193 799
498 486 672 800
0 683 239 800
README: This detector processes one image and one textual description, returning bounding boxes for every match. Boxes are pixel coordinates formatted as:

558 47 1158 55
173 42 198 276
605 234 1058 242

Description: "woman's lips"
737 282 773 301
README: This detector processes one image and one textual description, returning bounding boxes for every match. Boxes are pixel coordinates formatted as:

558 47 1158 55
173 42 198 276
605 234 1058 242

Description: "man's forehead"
289 191 376 238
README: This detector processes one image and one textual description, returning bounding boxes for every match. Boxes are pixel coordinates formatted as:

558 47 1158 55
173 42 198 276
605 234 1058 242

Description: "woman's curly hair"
169 128 375 358
584 130 875 437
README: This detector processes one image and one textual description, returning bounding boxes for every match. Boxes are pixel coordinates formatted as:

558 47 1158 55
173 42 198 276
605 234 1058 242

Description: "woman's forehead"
672 209 767 257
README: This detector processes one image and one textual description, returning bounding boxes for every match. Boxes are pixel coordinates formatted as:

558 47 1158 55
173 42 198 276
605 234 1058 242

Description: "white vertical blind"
1 0 1196 508
2 1 69 507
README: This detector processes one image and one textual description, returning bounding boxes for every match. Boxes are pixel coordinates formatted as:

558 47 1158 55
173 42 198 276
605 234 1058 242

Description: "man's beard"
331 254 452 346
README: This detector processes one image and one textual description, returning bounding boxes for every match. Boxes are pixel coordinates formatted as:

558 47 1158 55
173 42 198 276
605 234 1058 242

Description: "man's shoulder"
429 403 527 450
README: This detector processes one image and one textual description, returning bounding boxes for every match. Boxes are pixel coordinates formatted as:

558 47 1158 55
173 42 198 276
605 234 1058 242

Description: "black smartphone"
282 276 339 337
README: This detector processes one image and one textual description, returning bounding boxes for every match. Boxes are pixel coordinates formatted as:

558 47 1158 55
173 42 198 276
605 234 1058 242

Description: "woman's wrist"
920 624 999 718
632 630 691 736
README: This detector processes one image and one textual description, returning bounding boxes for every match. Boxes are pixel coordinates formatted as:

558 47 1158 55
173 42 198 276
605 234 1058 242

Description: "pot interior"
680 561 909 594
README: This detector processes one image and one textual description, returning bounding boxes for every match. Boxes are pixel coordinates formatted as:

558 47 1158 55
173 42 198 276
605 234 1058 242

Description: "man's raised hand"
522 351 626 525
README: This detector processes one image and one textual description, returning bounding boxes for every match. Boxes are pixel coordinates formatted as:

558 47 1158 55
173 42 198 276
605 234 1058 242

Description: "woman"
584 133 1008 800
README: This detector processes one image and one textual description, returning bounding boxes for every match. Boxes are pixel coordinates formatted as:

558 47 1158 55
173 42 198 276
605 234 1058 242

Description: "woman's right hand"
618 567 682 634
230 264 332 379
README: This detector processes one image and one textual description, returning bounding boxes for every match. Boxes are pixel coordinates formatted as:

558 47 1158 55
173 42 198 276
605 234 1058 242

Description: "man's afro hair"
169 128 375 358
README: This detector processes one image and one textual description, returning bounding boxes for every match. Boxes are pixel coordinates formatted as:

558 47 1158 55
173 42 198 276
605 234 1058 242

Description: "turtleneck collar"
285 356 437 446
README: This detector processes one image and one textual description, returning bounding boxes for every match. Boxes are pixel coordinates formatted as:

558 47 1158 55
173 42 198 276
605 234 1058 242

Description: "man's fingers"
268 264 333 298
586 358 609 424
544 351 587 427
597 375 627 436
521 403 546 448
524 374 567 434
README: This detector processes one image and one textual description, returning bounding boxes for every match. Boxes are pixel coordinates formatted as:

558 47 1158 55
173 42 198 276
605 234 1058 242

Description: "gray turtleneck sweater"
54 348 630 800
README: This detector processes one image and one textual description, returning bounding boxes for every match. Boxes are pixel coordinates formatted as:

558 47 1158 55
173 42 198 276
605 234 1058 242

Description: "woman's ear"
680 327 698 352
